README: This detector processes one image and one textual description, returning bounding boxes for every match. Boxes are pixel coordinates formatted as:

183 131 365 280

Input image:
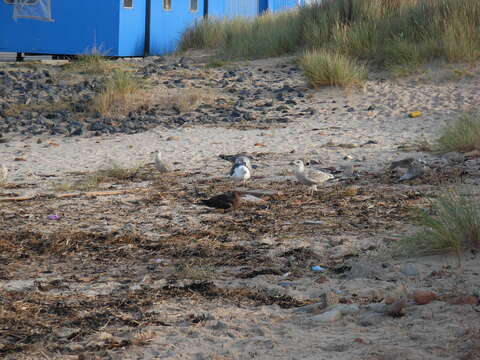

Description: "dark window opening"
190 0 198 11
124 0 133 8
163 0 172 10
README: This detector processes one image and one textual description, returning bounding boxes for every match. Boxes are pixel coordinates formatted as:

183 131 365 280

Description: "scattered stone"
400 263 420 277
357 312 382 327
330 304 360 315
385 299 406 318
55 327 80 339
240 194 266 203
208 321 228 331
294 299 329 315
302 220 325 225
442 152 464 163
312 310 343 322
413 290 437 305
365 303 388 313
448 295 479 306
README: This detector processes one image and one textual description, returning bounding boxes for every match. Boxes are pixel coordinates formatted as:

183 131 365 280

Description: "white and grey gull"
153 150 172 173
229 156 252 186
292 159 334 194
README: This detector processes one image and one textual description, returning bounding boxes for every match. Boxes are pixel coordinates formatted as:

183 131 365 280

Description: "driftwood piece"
0 188 147 203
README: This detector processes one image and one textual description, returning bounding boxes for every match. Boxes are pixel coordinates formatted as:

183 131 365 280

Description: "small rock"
278 281 295 288
413 290 437 305
357 313 382 327
240 194 266 203
312 310 342 322
68 344 84 352
385 299 406 317
400 263 420 277
448 295 479 306
365 303 388 313
331 304 360 315
442 152 464 163
294 299 328 315
302 220 324 226
55 327 80 338
166 136 180 141
208 321 228 331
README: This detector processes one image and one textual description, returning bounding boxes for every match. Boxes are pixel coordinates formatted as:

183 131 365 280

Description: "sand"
1 57 480 360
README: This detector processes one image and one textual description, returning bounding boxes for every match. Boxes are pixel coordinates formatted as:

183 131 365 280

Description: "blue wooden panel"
149 0 204 55
208 0 260 19
224 0 259 17
118 0 146 56
0 1 120 56
268 0 300 12
259 0 269 13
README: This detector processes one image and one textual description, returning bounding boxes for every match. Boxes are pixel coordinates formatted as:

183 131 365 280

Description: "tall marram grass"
400 188 480 267
181 11 302 59
436 112 480 153
180 0 480 84
91 70 142 117
300 49 367 87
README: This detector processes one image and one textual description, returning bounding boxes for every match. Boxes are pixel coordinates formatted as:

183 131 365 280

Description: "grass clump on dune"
437 112 480 153
300 49 367 88
91 70 142 117
401 188 480 266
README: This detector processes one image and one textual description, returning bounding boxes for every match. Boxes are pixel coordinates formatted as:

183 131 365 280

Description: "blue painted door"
149 0 204 55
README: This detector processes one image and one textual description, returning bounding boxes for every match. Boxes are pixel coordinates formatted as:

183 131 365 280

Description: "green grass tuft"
65 53 110 75
91 70 142 117
300 49 367 88
97 162 139 181
400 188 480 266
437 112 480 153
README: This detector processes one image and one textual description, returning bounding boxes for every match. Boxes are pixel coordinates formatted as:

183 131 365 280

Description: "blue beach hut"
0 0 303 57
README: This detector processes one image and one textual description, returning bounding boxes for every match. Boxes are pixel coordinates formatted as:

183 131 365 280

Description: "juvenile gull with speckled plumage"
292 160 333 194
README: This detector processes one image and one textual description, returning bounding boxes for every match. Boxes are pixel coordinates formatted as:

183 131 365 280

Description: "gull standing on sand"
230 157 251 186
390 157 427 181
0 164 7 183
292 159 333 194
153 150 172 173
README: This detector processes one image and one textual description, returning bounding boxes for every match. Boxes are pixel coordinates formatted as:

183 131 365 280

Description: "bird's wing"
307 169 334 184
295 171 317 186
229 163 238 176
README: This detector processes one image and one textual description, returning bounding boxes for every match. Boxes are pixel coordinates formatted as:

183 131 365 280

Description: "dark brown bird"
200 191 241 210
